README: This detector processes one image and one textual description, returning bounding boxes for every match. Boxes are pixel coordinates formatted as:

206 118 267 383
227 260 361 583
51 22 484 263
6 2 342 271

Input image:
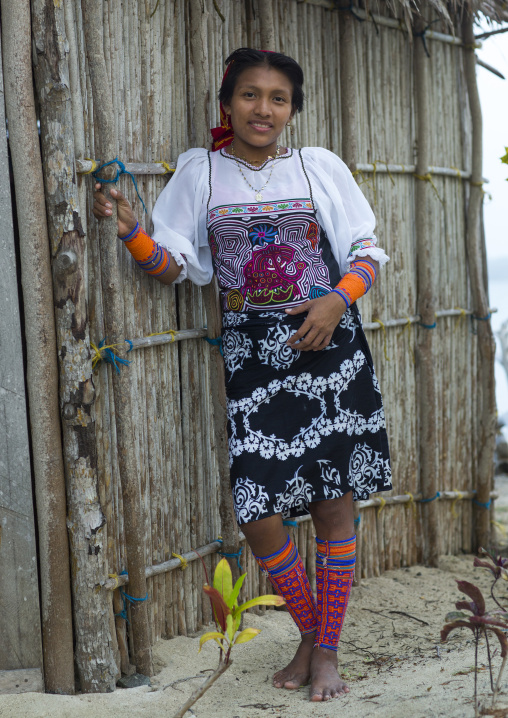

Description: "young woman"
93 48 392 701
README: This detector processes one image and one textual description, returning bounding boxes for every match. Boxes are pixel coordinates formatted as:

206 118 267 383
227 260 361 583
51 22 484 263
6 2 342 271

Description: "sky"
476 21 508 264
476 21 508 422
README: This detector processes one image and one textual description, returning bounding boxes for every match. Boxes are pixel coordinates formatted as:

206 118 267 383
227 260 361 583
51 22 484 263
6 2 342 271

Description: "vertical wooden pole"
0 0 74 693
0 28 44 692
339 9 361 584
31 0 119 691
80 0 152 677
190 0 240 580
462 17 496 551
414 25 439 566
258 0 275 50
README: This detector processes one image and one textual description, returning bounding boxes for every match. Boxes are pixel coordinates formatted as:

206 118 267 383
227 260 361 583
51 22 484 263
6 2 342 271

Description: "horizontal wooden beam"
104 490 497 589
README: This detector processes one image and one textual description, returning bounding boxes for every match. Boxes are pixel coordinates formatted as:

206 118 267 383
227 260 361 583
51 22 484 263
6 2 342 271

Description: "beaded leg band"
255 535 317 635
120 222 171 277
315 535 356 651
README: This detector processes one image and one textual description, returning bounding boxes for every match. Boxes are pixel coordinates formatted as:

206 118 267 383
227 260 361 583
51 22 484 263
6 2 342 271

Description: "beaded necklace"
230 143 280 202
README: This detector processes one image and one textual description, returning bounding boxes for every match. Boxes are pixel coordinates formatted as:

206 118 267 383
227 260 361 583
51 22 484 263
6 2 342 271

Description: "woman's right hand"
93 183 138 238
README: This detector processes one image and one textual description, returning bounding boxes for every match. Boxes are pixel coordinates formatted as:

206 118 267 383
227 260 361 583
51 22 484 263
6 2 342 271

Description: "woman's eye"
274 96 287 103
243 92 255 98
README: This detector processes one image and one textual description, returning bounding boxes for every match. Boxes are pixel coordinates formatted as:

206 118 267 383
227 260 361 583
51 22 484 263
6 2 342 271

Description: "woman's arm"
285 256 380 352
92 184 183 285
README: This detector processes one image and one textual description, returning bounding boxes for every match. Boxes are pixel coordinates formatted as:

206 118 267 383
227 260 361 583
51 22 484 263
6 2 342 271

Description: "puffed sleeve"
151 148 213 285
300 147 389 276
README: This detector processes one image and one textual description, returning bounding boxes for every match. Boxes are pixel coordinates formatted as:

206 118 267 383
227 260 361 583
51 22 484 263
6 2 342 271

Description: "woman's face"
223 64 295 154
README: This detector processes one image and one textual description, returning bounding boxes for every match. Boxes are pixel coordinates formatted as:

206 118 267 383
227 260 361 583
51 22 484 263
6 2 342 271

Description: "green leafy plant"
172 557 284 718
441 551 508 717
200 557 285 663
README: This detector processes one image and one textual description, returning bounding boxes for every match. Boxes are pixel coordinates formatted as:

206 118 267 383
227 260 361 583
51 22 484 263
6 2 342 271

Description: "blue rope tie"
473 498 492 509
97 338 130 373
216 538 243 570
204 336 223 356
354 516 361 526
92 158 147 214
125 339 134 353
113 570 148 621
472 312 492 321
417 320 437 329
283 519 298 527
420 491 440 503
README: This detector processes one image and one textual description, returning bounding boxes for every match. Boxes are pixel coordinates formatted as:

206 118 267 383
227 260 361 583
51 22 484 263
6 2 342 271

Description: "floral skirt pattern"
222 307 392 525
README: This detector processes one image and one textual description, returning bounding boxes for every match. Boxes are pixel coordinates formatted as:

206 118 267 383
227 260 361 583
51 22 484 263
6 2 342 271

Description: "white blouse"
151 147 389 286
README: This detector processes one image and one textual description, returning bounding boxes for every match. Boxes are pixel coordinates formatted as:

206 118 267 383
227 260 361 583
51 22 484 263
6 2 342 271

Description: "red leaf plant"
441 567 508 717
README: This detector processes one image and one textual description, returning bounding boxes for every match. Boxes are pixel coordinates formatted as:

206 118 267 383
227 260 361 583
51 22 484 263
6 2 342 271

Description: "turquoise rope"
216 538 243 571
93 158 147 214
420 492 440 503
204 336 223 356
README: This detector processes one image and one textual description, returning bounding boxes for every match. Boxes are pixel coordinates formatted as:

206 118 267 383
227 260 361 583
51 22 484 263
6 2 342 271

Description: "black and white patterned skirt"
222 307 392 526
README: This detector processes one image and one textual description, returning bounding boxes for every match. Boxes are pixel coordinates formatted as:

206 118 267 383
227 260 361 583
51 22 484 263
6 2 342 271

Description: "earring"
286 121 294 137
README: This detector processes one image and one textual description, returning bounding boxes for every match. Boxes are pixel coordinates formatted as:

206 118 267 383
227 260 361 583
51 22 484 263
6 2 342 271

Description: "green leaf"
234 594 285 617
234 628 261 645
227 573 247 610
198 631 226 652
226 613 235 643
214 558 234 607
501 148 508 165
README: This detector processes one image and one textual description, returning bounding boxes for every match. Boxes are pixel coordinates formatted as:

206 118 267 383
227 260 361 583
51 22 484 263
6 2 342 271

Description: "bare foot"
273 632 315 689
309 646 349 701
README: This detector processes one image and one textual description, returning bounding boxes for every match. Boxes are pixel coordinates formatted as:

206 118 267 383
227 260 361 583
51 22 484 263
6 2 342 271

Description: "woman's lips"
248 122 273 133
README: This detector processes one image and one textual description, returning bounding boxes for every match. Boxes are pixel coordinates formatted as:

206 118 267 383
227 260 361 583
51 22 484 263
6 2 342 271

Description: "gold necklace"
229 143 278 166
231 144 280 202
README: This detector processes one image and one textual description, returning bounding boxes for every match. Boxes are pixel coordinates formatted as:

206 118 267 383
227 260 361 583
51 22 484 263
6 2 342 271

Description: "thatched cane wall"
24 0 496 689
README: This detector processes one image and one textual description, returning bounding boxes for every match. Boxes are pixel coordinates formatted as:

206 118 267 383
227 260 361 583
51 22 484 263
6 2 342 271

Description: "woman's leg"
308 492 355 701
242 514 317 689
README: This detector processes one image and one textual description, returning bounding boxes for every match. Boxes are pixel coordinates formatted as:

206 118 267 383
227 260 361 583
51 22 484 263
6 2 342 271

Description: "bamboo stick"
414 22 440 567
0 0 74 694
31 0 119 692
462 17 497 551
80 0 152 677
259 0 275 50
189 0 241 585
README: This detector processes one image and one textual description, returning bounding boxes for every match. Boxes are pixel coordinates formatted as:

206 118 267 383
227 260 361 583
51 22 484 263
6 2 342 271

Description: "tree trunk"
31 0 119 691
462 17 496 551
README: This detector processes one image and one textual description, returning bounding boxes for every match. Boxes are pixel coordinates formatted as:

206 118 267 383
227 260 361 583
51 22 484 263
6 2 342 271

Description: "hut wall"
60 0 483 647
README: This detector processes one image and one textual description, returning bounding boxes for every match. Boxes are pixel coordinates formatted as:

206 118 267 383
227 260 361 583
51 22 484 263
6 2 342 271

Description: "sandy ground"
3 478 508 718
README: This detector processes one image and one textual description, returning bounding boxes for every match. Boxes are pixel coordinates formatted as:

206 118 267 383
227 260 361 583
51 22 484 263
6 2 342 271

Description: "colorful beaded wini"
332 257 378 307
120 222 171 277
255 535 317 635
314 535 356 651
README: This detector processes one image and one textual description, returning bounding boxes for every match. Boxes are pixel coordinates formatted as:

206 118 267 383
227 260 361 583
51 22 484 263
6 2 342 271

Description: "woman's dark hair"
219 48 304 113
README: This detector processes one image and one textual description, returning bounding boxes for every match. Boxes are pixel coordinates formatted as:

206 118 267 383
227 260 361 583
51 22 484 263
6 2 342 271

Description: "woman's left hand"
285 292 347 351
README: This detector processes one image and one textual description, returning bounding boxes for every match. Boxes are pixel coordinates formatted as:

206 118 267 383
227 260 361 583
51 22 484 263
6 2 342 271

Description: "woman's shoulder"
300 146 347 170
175 147 209 169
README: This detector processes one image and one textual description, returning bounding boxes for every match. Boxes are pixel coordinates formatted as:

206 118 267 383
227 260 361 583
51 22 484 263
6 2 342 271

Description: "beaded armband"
331 258 377 307
119 222 171 277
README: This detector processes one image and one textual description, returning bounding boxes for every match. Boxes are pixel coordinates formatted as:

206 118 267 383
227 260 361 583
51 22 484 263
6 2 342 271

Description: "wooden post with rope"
414 22 440 566
31 0 120 691
462 16 497 551
81 0 153 677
